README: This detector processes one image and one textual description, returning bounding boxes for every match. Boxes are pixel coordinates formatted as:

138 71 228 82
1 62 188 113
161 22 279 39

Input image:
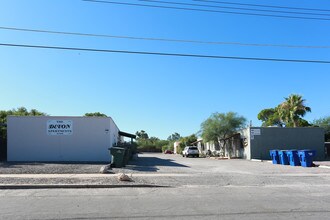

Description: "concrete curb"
319 165 330 169
0 184 170 190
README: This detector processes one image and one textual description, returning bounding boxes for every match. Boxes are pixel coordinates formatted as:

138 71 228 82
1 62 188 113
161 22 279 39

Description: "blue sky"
1 0 329 139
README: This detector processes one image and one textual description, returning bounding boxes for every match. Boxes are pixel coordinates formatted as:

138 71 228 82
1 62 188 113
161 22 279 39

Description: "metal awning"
118 131 136 139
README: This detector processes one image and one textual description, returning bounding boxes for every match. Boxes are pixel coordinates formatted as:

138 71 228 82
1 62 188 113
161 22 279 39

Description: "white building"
7 116 126 162
173 141 180 154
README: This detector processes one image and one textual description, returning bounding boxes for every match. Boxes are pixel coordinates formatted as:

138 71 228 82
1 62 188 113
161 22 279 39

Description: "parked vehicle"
182 146 199 157
164 150 173 154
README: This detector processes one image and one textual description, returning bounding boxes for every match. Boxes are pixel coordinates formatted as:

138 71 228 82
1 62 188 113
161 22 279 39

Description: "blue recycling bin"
298 150 316 167
269 150 280 164
286 150 300 166
278 150 289 165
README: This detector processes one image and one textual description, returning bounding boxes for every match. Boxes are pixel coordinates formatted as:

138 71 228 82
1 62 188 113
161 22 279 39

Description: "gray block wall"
248 127 325 160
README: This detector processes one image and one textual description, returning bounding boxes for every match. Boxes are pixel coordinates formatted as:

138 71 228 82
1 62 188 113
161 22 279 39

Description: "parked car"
164 150 173 154
182 146 199 157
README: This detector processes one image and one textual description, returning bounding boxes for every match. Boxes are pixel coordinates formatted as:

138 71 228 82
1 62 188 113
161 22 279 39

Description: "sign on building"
250 128 261 140
251 129 261 136
47 120 73 135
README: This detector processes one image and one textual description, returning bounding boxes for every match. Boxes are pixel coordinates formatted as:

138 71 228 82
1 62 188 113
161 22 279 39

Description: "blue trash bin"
298 150 316 167
269 150 280 164
278 150 289 165
286 150 300 166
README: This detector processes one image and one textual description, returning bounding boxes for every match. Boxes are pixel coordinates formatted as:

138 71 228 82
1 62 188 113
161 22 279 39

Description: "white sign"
251 129 261 136
47 120 73 135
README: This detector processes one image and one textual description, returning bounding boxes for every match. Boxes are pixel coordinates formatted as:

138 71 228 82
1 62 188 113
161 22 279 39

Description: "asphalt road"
0 153 330 219
0 186 329 220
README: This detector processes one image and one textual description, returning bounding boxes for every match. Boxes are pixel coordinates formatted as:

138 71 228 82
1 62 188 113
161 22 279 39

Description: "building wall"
226 135 243 158
244 127 325 160
204 141 220 152
196 139 204 152
201 139 241 158
173 141 180 154
7 116 119 162
240 128 251 160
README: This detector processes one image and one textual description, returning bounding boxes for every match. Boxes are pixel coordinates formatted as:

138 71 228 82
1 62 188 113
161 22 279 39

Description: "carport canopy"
118 131 136 144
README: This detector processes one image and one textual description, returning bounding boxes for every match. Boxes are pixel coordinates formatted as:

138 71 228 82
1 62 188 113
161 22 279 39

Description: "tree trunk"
292 115 297 127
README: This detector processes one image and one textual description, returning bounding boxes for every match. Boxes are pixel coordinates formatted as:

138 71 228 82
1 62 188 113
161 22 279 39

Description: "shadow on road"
124 155 189 172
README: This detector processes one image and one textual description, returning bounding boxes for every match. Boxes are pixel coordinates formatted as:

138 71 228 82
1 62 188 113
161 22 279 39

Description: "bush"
137 145 162 152
162 145 169 152
136 139 170 152
176 145 183 155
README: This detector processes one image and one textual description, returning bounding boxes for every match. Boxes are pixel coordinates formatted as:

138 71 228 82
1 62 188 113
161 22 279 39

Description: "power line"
194 0 330 13
0 43 329 64
1 26 329 49
82 0 330 21
140 0 330 17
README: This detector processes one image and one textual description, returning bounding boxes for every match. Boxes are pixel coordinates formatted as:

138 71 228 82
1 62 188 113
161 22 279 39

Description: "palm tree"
278 94 311 127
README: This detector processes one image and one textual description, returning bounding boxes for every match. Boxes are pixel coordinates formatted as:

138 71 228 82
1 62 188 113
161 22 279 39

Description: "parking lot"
113 153 330 188
128 153 330 175
1 152 330 188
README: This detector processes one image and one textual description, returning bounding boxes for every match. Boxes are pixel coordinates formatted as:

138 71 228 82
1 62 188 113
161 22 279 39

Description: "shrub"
176 145 183 155
162 145 169 152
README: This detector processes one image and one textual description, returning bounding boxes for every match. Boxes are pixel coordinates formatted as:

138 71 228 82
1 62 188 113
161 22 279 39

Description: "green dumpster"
109 147 125 168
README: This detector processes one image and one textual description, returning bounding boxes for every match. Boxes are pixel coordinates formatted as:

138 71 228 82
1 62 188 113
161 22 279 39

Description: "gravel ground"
1 153 329 175
0 162 106 174
1 173 329 187
1 153 330 187
0 177 151 186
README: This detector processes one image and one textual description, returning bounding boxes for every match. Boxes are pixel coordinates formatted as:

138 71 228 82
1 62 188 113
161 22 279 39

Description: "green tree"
134 131 169 152
201 112 246 143
30 109 46 116
15 107 29 116
155 139 169 150
278 94 311 127
135 130 149 140
167 132 181 141
258 94 311 128
149 137 160 143
200 112 246 154
0 107 47 143
257 108 283 127
179 134 197 147
0 107 47 123
178 134 198 154
0 111 8 144
313 116 330 141
0 111 8 124
84 112 107 117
